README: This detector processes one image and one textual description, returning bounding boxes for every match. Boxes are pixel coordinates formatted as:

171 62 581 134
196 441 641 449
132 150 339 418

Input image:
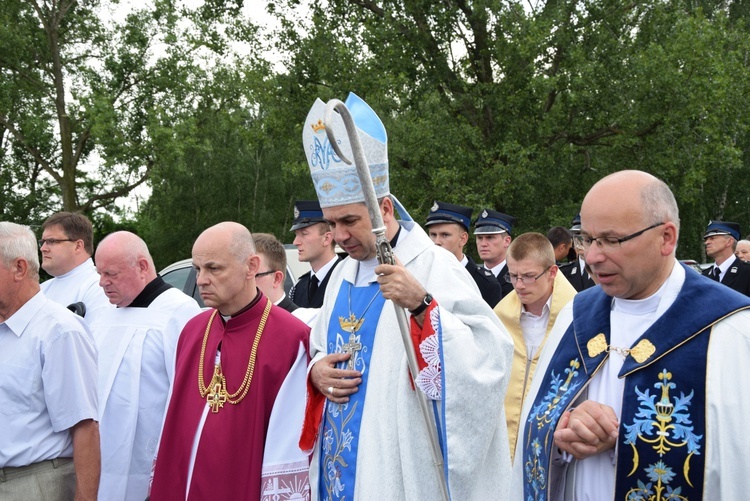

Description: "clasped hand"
553 400 619 460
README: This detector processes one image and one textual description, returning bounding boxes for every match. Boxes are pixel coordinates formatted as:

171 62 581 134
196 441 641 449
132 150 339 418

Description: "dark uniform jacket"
702 256 750 297
277 295 298 313
490 263 514 299
465 255 503 308
559 258 596 292
289 255 343 308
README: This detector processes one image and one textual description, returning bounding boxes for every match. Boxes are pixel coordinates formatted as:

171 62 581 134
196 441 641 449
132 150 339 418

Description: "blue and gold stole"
522 265 750 501
319 281 386 501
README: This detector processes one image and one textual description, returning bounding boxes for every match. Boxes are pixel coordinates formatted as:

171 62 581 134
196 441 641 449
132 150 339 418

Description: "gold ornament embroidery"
587 333 655 363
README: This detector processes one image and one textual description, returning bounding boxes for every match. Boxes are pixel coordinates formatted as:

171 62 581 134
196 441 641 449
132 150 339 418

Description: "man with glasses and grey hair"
493 232 576 464
0 221 100 500
512 170 750 500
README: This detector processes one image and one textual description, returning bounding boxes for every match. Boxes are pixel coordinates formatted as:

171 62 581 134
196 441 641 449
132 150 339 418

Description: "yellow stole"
493 272 577 462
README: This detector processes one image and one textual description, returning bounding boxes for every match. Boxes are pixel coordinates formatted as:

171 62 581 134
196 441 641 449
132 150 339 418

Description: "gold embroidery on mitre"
629 339 656 363
339 313 364 333
587 333 608 357
311 119 326 133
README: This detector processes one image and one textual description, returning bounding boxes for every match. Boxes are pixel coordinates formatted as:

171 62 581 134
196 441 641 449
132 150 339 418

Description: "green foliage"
3 0 750 267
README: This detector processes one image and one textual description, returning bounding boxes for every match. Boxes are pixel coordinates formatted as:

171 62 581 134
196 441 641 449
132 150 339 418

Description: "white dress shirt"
0 291 98 467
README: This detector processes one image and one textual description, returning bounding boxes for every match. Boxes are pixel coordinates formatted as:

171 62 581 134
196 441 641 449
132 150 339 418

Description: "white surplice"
90 288 201 501
307 221 514 500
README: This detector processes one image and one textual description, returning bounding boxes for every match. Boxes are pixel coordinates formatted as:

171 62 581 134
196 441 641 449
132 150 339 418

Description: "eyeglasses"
574 223 664 252
255 270 277 278
38 238 75 248
505 266 552 285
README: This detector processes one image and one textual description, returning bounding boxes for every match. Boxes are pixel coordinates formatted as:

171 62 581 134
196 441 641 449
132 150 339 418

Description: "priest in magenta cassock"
298 94 514 500
90 231 202 501
150 222 311 500
511 171 750 500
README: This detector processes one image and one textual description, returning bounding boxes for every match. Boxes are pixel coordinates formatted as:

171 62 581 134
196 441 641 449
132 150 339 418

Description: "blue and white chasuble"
521 264 750 501
319 282 386 500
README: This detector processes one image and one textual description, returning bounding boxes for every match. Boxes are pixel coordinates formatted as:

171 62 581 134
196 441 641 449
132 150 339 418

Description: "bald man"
512 171 750 500
90 231 201 501
151 222 310 500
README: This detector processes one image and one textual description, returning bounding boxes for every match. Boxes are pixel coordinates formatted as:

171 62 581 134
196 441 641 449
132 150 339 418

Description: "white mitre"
302 93 389 208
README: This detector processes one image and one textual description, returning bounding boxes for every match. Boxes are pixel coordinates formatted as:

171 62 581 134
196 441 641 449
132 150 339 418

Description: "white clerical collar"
355 258 380 287
353 225 411 287
486 260 506 277
459 254 468 267
611 259 683 317
313 255 339 282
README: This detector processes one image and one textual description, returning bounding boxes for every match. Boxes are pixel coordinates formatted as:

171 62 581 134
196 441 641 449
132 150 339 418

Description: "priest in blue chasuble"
510 170 750 500
298 93 515 500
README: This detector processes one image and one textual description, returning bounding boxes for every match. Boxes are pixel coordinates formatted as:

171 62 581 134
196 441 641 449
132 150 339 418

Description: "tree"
266 0 750 259
0 0 229 217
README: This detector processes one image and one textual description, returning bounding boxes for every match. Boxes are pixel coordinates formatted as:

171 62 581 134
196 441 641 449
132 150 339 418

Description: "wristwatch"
409 292 433 316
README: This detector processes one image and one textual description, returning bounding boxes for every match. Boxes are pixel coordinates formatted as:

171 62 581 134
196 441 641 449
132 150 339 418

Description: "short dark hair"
508 232 555 268
252 233 287 278
547 226 572 249
42 212 94 255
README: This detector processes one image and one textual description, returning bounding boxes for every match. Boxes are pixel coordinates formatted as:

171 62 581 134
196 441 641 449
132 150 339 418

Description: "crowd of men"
2 93 750 501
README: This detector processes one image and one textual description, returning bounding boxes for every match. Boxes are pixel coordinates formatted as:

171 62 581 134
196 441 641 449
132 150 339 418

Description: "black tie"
309 275 319 298
711 266 721 281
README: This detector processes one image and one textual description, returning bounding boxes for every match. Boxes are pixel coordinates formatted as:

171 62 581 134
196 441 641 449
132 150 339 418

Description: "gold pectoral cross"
207 365 228 413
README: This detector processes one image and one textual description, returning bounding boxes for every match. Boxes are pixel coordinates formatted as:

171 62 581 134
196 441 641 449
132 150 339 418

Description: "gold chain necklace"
198 298 271 413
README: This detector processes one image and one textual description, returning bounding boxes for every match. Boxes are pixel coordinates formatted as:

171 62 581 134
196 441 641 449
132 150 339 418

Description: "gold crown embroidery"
311 119 326 133
339 313 365 333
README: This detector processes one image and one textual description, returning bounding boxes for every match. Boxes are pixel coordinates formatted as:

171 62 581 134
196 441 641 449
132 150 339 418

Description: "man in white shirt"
512 170 750 500
289 200 342 308
39 212 111 318
0 222 100 500
493 232 576 463
90 231 201 500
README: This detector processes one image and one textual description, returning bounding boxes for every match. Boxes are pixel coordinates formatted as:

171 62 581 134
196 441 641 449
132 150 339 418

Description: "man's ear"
459 231 469 247
137 257 149 273
247 254 261 277
273 270 285 289
380 197 395 223
10 257 29 282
